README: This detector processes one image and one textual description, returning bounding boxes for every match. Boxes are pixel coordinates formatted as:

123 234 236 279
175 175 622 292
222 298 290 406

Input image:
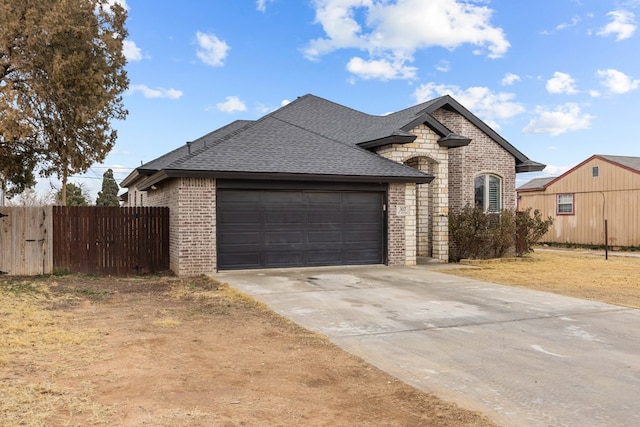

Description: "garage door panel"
218 191 261 203
265 231 303 245
346 230 382 243
307 211 342 224
307 250 344 264
345 249 381 262
218 252 262 269
307 231 342 244
265 251 304 267
219 231 261 245
265 211 304 224
219 211 262 225
346 211 380 224
265 192 304 204
218 189 384 270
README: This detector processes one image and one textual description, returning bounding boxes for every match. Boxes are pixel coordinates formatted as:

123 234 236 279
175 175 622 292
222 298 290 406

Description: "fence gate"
0 206 53 276
53 206 169 275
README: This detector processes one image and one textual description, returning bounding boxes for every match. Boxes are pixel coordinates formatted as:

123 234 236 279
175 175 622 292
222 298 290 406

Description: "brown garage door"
217 189 384 270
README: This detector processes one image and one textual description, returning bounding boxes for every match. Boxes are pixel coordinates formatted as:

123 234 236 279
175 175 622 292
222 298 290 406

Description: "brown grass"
445 250 640 308
0 275 494 426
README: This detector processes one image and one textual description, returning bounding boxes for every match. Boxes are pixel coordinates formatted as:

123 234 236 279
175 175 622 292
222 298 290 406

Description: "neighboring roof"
517 177 556 191
516 154 640 193
122 94 545 189
598 155 640 173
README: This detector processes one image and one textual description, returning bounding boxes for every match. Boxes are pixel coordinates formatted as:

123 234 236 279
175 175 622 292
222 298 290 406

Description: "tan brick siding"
433 109 516 212
144 177 216 276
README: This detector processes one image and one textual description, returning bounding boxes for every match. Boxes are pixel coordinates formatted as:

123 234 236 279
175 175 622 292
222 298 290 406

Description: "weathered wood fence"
0 206 169 276
0 207 53 275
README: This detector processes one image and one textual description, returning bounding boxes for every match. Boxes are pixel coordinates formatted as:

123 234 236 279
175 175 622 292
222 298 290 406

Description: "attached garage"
217 182 386 270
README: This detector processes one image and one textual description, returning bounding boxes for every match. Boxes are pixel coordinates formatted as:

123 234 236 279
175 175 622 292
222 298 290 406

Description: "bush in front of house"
449 206 553 262
514 208 554 257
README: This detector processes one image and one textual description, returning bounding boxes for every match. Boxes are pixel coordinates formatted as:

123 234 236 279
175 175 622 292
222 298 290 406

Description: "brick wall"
377 124 449 262
387 182 409 265
144 177 216 276
432 109 516 212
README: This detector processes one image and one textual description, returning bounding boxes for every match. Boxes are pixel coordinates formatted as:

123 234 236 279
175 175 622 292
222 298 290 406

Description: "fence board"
0 206 53 275
53 206 169 276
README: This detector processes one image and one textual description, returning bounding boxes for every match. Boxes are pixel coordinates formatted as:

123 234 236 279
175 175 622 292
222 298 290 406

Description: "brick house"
121 94 544 275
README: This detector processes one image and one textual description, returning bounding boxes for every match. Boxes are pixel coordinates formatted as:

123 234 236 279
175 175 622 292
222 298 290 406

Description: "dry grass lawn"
0 275 494 426
445 249 640 309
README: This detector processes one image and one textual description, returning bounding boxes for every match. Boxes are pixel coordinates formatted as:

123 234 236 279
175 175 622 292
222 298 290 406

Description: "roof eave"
358 134 417 149
516 160 547 173
136 169 434 191
438 133 471 148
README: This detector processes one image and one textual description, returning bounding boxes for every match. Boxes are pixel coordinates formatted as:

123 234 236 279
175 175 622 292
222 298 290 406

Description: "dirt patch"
1 275 494 426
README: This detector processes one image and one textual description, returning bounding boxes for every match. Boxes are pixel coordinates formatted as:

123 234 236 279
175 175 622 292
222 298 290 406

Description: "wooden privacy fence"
0 206 53 275
53 206 169 276
0 206 169 276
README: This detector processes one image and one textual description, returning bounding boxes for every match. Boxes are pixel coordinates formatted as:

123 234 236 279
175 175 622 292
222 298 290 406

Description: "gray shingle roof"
140 120 254 171
517 177 556 191
122 93 543 189
599 155 640 172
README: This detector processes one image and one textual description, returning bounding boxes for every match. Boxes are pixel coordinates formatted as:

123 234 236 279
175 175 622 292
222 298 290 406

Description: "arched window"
474 174 501 212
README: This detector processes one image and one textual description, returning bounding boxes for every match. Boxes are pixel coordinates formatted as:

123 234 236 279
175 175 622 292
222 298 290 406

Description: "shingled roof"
599 155 640 173
122 94 544 190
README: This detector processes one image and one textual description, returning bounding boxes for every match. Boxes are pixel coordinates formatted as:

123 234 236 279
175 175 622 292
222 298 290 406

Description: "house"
121 94 544 275
517 155 640 248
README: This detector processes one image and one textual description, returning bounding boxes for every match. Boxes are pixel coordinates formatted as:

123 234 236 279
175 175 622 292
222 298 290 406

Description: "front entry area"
217 185 385 270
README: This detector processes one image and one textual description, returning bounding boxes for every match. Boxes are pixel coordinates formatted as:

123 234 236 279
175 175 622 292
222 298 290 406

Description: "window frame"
474 174 502 213
556 193 575 215
592 166 599 178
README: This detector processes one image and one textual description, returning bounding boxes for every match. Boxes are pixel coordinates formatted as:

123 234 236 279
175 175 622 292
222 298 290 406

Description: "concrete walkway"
215 265 640 427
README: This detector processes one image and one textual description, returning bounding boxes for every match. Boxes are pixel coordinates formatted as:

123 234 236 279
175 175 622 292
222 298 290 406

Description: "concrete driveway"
215 265 640 427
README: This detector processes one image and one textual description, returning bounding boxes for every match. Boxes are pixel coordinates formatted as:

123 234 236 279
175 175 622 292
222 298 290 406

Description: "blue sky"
63 0 640 200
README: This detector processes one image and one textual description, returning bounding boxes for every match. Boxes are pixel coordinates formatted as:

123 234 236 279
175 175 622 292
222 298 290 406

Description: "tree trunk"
61 170 68 206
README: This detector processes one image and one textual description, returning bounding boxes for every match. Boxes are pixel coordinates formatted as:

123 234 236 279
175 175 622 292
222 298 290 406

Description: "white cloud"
129 84 183 99
596 68 640 94
346 57 417 80
256 0 274 12
435 60 450 73
597 10 636 41
541 16 581 35
501 73 521 86
216 96 247 113
304 0 509 80
523 103 594 136
542 164 570 176
556 16 581 31
413 83 525 129
196 32 230 67
123 40 142 61
546 72 578 94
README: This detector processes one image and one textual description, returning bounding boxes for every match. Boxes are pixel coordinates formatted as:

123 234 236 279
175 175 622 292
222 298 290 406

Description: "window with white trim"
557 193 574 215
474 174 502 212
